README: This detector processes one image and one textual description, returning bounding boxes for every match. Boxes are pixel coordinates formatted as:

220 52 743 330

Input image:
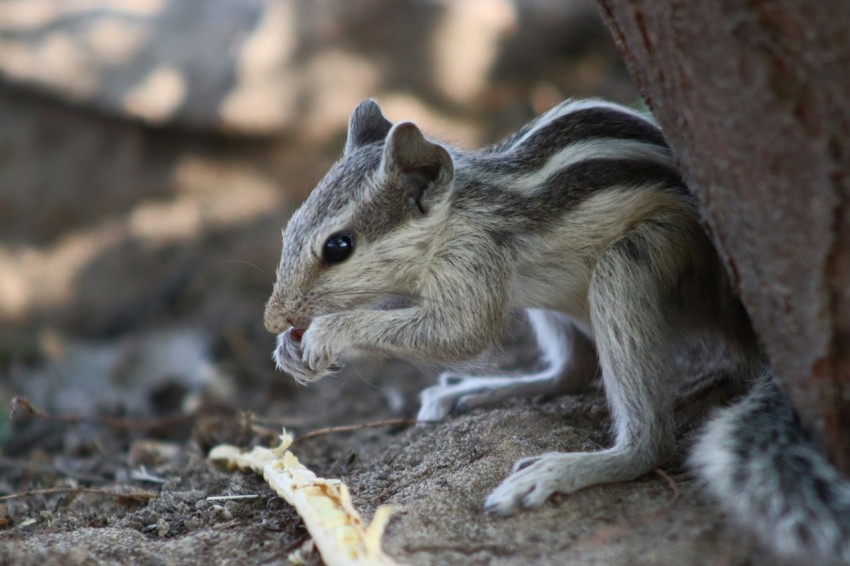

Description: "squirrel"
264 99 850 563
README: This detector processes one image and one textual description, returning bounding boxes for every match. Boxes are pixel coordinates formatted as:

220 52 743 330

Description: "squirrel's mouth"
284 315 311 342
289 327 306 343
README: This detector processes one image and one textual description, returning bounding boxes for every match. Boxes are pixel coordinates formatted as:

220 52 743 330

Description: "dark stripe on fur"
486 107 668 167
455 159 686 234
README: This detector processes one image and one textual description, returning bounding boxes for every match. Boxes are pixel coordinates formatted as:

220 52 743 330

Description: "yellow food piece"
209 431 402 566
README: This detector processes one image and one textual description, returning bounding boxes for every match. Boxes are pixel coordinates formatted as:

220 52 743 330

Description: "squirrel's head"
264 99 455 334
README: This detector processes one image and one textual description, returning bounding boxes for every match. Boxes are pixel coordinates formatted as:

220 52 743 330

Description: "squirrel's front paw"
273 328 329 384
301 315 347 375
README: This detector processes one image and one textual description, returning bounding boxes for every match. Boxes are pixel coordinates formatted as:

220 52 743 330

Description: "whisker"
348 364 386 390
219 259 275 285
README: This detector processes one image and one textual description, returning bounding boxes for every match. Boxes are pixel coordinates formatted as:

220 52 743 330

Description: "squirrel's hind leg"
416 309 597 421
485 222 685 515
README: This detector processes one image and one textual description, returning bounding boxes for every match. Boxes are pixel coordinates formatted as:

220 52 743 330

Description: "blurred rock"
14 327 229 416
0 0 628 137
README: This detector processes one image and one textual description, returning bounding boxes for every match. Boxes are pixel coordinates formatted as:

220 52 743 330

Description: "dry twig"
10 395 193 432
652 467 680 506
0 486 155 504
293 418 425 444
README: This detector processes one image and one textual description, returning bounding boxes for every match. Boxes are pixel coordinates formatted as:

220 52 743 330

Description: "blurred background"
0 0 639 432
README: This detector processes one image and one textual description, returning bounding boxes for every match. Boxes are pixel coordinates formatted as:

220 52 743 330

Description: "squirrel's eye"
322 232 354 265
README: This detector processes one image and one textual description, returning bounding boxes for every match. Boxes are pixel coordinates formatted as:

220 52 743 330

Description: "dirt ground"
0 352 767 566
0 50 770 566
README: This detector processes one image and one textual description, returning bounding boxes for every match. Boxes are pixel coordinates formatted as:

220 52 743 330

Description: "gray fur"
264 99 850 564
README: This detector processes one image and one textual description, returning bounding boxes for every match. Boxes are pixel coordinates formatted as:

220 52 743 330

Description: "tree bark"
596 0 850 471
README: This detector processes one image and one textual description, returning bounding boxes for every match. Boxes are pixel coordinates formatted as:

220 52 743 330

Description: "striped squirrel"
264 99 850 563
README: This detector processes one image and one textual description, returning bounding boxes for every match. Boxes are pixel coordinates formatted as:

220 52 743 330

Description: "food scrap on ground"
209 430 402 566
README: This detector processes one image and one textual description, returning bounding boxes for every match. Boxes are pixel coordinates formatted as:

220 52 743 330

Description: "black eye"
322 232 355 264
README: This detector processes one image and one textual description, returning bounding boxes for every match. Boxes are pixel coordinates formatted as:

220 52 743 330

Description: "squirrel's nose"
263 299 290 334
263 314 289 335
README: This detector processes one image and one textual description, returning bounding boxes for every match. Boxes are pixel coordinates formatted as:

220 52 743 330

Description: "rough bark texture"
596 0 850 470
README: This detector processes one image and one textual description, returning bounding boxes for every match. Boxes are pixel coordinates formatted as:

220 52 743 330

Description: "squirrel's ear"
345 100 392 154
382 122 454 213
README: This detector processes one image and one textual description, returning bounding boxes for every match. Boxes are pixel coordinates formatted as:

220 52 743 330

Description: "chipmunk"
264 99 850 563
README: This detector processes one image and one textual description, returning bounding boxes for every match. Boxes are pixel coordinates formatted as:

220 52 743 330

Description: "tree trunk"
596 0 850 471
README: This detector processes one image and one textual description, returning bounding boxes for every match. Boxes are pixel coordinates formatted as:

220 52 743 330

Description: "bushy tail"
691 370 850 564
